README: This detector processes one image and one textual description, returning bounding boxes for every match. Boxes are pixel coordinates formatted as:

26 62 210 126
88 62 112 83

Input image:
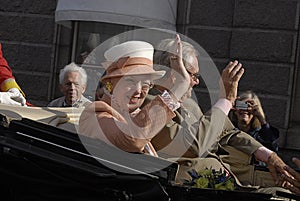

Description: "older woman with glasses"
79 35 190 156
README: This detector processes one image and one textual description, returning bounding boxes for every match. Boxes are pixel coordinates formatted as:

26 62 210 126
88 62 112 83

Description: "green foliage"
187 167 236 191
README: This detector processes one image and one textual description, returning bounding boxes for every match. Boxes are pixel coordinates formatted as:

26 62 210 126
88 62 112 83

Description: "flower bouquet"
186 167 236 191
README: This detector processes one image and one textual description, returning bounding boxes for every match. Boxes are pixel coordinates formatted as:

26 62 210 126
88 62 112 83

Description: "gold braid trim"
1 78 25 97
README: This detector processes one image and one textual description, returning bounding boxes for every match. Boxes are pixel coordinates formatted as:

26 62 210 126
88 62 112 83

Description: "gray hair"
154 39 198 71
59 62 88 85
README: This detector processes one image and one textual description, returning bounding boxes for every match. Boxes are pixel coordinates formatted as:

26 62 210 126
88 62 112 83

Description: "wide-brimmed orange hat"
101 41 165 82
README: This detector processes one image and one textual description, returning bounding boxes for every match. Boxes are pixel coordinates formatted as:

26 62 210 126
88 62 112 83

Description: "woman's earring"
105 81 113 93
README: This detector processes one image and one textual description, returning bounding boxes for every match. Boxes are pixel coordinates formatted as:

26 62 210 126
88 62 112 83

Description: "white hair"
59 62 87 85
154 39 198 71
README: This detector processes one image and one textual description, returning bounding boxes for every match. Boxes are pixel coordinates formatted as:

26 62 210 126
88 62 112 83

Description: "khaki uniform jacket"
149 96 264 187
150 96 262 159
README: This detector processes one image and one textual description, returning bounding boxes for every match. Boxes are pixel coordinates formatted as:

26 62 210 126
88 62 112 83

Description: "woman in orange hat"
79 35 190 156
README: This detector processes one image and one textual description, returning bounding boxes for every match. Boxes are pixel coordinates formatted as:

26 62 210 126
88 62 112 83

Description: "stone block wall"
177 0 300 147
0 0 57 106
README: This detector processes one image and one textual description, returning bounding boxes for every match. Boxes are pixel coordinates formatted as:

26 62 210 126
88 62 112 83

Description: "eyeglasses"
188 71 200 82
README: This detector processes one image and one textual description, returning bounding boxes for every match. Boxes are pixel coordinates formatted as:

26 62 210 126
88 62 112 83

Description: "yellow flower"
188 168 236 191
194 177 209 188
225 179 235 191
197 169 212 176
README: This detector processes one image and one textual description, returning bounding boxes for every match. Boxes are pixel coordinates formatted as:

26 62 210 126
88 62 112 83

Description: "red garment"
0 43 32 106
0 43 14 86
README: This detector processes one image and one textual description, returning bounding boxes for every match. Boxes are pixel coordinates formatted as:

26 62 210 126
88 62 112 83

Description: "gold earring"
105 81 113 93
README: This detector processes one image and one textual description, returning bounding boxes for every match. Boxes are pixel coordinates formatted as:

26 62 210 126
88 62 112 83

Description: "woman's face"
111 75 152 113
235 98 253 125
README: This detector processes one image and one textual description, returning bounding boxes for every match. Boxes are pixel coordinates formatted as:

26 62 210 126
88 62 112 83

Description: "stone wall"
177 0 300 146
0 0 57 106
